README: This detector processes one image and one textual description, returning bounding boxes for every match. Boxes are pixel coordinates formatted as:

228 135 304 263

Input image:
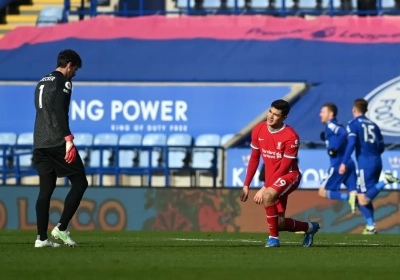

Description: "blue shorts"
322 163 357 192
357 165 382 193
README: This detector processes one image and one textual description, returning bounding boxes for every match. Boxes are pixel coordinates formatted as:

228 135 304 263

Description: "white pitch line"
167 238 384 246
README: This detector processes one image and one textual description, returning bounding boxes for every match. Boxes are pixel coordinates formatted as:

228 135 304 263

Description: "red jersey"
245 122 300 187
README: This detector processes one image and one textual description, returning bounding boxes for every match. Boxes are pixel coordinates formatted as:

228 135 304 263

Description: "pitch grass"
1 230 400 280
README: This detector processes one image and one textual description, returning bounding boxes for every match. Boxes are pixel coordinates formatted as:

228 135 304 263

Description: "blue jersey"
324 118 348 167
345 115 384 168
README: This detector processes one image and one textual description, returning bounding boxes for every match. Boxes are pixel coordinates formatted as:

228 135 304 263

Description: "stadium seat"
226 0 246 8
322 0 341 9
16 132 34 167
73 133 94 166
381 0 395 8
297 0 317 8
139 133 167 167
36 7 64 27
177 0 195 8
220 134 234 146
89 133 119 168
167 133 192 168
118 133 142 168
203 0 222 8
192 134 221 169
250 0 269 8
0 133 17 167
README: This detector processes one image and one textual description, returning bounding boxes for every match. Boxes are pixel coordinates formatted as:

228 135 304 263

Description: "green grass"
1 230 400 280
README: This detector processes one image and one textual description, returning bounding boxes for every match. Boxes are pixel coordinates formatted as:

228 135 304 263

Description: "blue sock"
365 181 386 201
326 190 349 200
358 202 374 227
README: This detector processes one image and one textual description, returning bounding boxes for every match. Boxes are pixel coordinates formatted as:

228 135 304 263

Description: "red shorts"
266 172 302 213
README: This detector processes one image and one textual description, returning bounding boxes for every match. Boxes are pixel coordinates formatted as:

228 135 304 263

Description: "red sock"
265 205 279 238
283 218 309 232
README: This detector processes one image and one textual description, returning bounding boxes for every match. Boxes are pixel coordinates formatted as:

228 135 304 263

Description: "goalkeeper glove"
64 135 77 164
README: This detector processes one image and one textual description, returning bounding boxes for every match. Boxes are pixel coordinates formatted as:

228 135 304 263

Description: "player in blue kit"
319 103 357 213
339 99 400 234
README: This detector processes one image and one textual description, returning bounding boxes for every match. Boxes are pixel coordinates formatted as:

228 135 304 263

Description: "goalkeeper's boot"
51 226 77 247
265 237 280 247
302 222 320 247
35 238 60 248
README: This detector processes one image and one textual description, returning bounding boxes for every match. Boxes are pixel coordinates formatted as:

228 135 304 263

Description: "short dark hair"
322 102 338 117
271 99 290 117
57 49 82 68
354 98 368 114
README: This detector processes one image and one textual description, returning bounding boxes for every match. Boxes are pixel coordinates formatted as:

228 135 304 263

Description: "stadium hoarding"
0 83 294 138
0 187 399 234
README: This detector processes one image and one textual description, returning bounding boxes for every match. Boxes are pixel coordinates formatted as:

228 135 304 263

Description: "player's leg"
319 167 350 201
263 173 319 247
356 168 377 234
52 171 88 247
32 149 60 248
261 187 280 247
274 174 320 247
343 163 358 214
364 169 399 202
44 145 88 246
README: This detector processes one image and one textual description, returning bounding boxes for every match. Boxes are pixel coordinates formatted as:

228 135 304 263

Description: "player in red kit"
240 99 320 248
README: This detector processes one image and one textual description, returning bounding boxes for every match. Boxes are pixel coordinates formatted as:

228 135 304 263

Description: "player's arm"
341 123 357 165
327 125 347 157
274 135 299 178
54 79 76 163
54 79 72 138
243 127 261 187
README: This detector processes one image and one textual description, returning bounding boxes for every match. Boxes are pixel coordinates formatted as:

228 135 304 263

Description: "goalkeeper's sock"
326 190 349 201
365 181 386 201
265 205 279 238
283 218 310 233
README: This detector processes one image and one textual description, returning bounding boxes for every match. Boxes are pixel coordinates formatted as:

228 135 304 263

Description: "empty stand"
139 133 167 168
36 6 63 26
89 133 119 168
118 133 142 168
16 132 33 168
167 133 192 168
0 132 17 167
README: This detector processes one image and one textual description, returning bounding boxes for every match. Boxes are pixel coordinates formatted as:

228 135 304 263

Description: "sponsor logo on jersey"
65 81 72 90
364 76 400 136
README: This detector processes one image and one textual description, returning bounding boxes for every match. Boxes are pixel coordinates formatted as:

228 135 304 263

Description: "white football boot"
51 227 77 247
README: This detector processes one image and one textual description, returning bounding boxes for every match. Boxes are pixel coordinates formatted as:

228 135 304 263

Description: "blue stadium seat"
118 133 142 168
226 0 246 8
139 133 167 167
89 133 119 168
192 134 221 169
250 0 269 8
0 133 17 167
382 0 395 8
36 7 64 27
220 133 234 146
167 133 192 168
203 0 222 8
297 0 316 8
322 0 341 9
73 133 93 166
16 132 34 167
177 0 195 8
